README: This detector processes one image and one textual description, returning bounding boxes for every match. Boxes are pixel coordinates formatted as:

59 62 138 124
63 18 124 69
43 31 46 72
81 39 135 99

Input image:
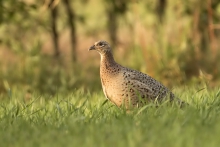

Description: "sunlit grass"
1 87 220 147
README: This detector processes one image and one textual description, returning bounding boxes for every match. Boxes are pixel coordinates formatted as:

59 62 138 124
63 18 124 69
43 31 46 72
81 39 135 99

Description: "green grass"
1 87 220 147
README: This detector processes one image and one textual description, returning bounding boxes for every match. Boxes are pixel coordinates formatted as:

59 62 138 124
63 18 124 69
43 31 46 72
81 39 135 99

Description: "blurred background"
0 0 220 97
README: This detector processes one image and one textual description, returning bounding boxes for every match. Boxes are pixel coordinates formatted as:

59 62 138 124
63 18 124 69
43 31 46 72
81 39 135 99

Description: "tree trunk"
49 0 59 58
156 0 167 23
107 9 117 49
62 0 77 62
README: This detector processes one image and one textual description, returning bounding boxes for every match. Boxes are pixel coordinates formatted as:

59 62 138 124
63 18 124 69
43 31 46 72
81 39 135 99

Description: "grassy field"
1 87 220 147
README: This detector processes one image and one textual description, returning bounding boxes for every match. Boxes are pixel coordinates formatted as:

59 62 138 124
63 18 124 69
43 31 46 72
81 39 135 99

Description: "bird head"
88 40 112 55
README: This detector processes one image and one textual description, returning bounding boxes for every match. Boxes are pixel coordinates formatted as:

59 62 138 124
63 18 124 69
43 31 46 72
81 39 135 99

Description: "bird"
89 40 184 108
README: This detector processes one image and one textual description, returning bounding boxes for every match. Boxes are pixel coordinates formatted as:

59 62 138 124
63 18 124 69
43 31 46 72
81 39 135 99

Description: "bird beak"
88 45 95 51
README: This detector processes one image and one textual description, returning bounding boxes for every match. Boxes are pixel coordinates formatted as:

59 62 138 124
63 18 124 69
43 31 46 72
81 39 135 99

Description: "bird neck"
100 51 117 70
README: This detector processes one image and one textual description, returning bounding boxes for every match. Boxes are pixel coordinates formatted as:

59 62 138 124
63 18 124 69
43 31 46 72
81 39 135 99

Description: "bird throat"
100 51 117 71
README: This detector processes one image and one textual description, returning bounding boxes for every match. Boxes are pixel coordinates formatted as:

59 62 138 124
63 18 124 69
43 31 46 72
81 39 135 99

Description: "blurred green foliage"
0 0 220 96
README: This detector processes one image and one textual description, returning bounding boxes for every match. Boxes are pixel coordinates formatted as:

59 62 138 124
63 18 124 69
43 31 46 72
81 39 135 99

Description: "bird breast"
100 64 126 106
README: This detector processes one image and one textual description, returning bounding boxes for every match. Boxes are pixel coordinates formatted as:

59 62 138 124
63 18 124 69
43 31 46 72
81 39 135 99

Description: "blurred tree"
185 0 220 52
62 0 77 62
156 0 167 23
182 0 220 78
104 0 129 47
0 0 40 53
49 0 60 58
47 0 80 62
207 0 220 55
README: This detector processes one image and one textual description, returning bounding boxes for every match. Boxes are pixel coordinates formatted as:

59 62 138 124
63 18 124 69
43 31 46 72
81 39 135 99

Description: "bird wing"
122 68 186 105
122 68 170 100
130 79 168 100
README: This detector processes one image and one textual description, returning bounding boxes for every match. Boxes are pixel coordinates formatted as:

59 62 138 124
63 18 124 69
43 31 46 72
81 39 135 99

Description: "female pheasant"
89 40 183 108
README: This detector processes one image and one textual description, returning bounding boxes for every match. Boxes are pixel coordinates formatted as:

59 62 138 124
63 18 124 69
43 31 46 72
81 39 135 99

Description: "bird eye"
98 42 105 47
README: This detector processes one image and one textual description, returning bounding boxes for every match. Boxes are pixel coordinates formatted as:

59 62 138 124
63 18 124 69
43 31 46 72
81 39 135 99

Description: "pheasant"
89 40 183 108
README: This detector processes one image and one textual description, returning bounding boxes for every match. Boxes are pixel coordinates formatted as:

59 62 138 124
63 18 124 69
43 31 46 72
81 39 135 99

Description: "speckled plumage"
89 40 182 108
